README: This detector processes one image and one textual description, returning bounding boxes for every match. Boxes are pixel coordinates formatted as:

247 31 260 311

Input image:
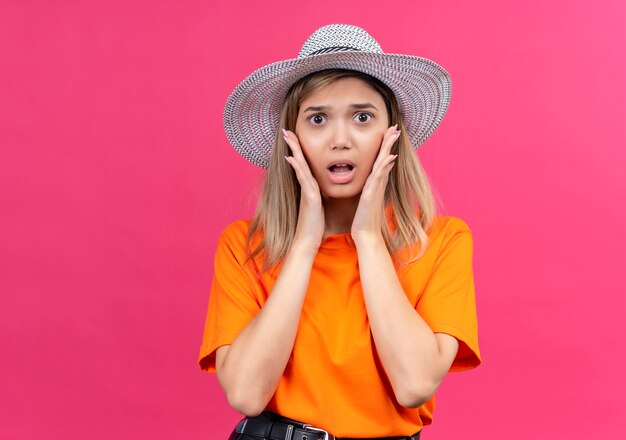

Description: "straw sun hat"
223 24 452 169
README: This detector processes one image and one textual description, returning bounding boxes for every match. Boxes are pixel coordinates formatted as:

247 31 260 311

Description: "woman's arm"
349 126 459 407
215 241 317 417
216 129 326 417
354 234 459 408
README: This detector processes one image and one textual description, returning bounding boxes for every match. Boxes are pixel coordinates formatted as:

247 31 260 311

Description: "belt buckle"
302 424 334 440
235 418 248 434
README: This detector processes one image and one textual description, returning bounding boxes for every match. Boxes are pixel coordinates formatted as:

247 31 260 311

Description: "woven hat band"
307 46 361 56
298 24 384 58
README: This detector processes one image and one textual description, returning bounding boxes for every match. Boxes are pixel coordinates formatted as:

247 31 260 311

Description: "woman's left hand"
351 124 400 243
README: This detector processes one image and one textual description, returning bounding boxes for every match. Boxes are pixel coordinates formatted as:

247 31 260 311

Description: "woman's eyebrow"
351 103 378 111
302 103 379 112
303 105 330 113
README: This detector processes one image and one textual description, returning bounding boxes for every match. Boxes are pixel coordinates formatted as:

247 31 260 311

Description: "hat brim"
223 51 452 169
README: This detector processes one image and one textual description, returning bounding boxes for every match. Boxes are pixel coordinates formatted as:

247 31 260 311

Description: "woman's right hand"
282 128 325 251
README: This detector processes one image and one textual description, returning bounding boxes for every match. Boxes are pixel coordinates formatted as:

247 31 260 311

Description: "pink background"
1 0 625 438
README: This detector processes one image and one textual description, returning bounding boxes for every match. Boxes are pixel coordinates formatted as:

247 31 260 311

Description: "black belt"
234 411 421 440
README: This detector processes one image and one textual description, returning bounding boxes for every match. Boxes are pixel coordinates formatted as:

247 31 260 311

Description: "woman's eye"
355 113 372 123
310 114 326 125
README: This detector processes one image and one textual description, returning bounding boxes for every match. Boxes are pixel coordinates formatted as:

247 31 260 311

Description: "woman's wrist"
352 231 385 249
288 237 320 260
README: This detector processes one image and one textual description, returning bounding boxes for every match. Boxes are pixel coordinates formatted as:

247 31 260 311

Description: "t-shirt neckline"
319 231 355 250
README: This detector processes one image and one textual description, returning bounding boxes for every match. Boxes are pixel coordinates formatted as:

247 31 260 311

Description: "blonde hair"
245 69 438 273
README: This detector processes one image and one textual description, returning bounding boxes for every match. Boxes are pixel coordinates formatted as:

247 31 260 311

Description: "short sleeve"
415 229 482 372
198 224 262 373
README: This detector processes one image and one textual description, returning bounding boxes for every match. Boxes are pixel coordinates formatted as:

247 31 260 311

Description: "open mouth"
328 164 354 175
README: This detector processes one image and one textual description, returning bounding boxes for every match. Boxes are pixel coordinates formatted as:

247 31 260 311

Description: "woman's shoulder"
210 220 257 268
215 218 255 247
218 218 252 237
428 215 473 241
400 215 474 267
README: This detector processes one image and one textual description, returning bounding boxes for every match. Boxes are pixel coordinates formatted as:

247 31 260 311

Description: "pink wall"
1 0 625 438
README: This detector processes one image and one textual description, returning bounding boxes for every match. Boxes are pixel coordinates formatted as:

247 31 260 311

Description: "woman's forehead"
299 77 386 108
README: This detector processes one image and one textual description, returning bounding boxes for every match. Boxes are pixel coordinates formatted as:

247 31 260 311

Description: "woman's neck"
322 194 361 236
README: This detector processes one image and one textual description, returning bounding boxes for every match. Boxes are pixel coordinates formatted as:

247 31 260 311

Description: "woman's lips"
327 166 356 184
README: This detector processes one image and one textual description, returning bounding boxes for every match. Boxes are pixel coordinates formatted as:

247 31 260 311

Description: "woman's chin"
321 186 363 201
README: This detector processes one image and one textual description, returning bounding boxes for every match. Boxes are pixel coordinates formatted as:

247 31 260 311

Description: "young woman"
199 24 481 440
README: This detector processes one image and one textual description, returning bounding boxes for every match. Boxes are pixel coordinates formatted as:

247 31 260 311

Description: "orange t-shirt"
198 215 481 437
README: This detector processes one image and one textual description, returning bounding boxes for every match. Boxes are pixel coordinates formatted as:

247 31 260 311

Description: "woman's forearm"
354 234 449 408
217 242 317 416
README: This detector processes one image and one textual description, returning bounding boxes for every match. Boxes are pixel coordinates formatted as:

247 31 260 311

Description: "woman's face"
294 76 389 200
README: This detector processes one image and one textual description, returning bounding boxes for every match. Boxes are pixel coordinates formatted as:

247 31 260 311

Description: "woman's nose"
330 123 351 150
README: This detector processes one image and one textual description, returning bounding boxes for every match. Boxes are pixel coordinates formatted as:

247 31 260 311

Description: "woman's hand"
351 124 400 244
282 129 325 251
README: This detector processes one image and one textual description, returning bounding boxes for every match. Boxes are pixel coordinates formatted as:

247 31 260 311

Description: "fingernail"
281 128 288 137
